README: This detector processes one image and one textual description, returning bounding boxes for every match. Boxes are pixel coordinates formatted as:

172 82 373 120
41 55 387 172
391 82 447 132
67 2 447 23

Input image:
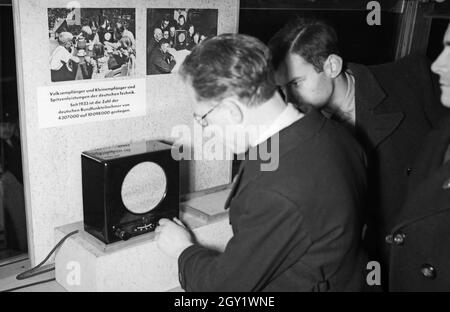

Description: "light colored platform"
54 189 233 292
0 255 65 292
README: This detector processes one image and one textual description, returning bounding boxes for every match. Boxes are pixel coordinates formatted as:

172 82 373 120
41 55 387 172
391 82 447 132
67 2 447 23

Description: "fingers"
156 217 186 239
173 217 185 227
158 218 171 226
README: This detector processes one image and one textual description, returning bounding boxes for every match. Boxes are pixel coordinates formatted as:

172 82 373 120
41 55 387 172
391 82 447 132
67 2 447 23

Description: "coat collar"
224 107 326 210
347 63 405 150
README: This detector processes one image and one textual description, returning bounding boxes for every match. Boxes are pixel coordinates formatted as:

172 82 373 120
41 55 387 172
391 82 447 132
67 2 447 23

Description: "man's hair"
268 18 340 73
180 33 277 107
162 14 171 23
159 38 170 47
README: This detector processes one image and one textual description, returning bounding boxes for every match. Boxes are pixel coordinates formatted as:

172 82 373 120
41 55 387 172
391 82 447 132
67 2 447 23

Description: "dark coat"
147 37 159 56
178 108 368 292
147 48 176 75
388 116 450 291
350 55 450 282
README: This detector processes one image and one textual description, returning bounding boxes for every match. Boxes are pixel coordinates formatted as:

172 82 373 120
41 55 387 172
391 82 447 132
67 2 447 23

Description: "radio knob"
114 228 130 241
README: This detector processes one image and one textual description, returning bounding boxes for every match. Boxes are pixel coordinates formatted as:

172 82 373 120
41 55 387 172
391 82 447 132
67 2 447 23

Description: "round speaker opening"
121 161 167 214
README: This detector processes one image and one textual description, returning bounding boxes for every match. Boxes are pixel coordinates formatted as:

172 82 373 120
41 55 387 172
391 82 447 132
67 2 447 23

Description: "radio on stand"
81 140 179 244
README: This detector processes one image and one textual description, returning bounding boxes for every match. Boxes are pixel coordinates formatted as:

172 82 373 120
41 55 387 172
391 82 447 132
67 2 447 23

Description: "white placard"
37 78 146 128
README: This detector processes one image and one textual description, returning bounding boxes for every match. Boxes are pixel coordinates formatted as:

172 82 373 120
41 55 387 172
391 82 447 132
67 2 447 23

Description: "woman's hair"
119 36 133 49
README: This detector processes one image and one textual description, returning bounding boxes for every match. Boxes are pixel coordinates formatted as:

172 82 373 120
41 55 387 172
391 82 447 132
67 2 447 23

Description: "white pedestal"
54 189 232 292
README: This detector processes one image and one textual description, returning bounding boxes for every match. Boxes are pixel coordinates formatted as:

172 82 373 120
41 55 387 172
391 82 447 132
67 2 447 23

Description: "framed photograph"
48 8 136 82
146 8 218 76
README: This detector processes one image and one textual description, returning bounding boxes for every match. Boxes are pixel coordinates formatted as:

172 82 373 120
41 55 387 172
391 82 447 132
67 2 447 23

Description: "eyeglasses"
193 102 222 128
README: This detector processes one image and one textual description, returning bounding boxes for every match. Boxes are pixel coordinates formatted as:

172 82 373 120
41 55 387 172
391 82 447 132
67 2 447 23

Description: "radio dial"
114 228 130 241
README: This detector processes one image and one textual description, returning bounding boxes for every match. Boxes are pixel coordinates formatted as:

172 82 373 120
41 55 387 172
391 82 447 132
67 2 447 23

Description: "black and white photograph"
146 8 218 75
5 0 450 300
48 8 136 82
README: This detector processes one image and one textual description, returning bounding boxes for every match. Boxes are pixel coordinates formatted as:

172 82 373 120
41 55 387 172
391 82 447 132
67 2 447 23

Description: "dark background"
239 9 399 65
147 8 218 40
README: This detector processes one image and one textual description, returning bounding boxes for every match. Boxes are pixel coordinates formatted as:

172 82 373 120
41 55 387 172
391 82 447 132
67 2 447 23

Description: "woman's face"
193 33 199 44
179 16 185 26
189 25 194 35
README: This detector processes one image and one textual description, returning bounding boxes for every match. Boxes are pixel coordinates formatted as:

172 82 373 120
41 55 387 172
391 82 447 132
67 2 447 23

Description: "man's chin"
441 93 450 108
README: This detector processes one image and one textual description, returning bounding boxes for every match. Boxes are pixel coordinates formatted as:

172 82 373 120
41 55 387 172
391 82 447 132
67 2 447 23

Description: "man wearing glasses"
155 33 368 291
268 18 450 289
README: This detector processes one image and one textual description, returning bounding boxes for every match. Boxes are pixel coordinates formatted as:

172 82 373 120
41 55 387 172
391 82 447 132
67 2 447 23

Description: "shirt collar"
250 102 304 147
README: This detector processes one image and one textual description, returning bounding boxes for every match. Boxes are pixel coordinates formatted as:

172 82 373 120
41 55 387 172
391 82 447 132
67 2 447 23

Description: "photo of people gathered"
48 8 136 82
147 8 218 76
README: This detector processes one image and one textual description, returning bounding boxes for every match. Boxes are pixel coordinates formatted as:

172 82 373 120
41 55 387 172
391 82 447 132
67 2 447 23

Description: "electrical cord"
15 230 79 280
4 278 56 292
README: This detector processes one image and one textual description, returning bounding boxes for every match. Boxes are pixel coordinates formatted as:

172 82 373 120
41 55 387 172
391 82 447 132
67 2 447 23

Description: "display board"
12 0 239 264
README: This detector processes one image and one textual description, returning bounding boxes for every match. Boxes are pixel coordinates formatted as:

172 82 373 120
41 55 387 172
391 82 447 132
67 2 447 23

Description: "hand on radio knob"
156 218 193 259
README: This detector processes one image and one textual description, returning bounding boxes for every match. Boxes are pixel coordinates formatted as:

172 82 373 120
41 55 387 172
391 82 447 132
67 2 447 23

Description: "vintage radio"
81 140 179 244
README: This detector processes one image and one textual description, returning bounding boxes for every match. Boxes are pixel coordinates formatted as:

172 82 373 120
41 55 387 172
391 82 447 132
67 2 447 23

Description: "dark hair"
180 33 277 107
268 18 340 73
99 16 109 28
89 20 99 30
159 38 170 47
93 43 104 60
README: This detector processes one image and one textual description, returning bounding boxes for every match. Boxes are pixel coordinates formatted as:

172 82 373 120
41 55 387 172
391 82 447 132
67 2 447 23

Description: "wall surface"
12 0 239 265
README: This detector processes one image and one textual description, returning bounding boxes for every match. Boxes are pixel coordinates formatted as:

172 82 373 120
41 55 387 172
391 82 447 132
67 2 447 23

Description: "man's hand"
155 218 194 259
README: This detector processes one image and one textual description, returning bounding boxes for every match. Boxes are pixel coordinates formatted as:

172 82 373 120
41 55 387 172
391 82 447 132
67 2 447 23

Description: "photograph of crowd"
48 8 136 82
146 8 218 76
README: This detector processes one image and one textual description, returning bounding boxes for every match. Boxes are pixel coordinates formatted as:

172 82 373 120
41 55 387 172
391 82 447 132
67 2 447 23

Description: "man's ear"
221 98 244 124
323 54 343 79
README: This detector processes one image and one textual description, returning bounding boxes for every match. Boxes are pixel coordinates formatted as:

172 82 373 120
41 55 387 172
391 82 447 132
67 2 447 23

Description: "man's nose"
431 51 449 75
